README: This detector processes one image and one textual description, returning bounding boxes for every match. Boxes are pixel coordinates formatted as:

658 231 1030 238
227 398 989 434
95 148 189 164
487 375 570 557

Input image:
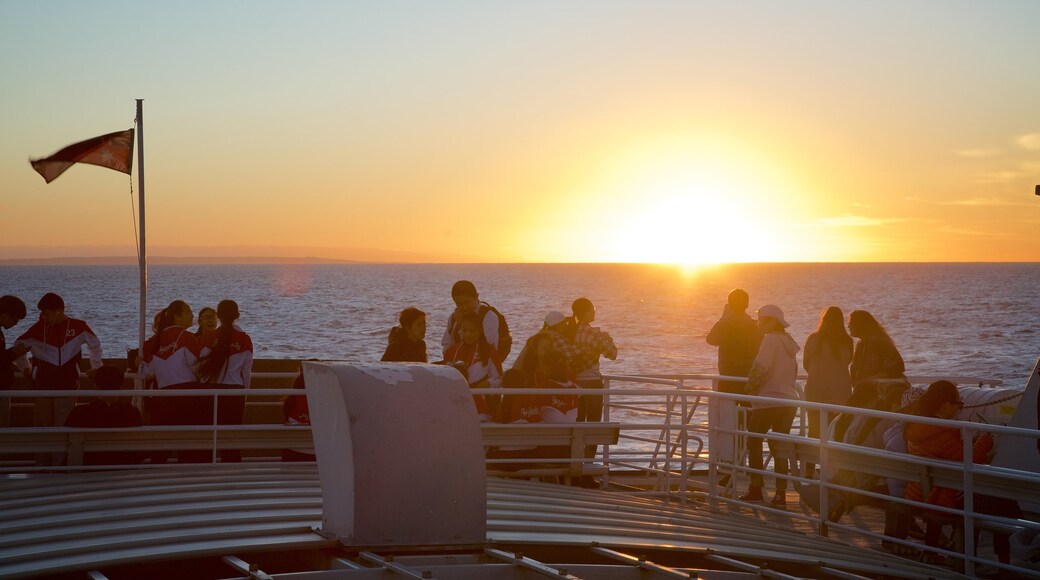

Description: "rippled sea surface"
3 263 1039 386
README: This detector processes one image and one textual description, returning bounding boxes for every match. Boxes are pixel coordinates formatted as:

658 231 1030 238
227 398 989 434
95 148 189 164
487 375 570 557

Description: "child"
443 312 503 422
65 364 143 466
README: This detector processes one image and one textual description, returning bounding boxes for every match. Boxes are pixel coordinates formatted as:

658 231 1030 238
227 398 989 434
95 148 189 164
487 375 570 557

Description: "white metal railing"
2 370 1038 576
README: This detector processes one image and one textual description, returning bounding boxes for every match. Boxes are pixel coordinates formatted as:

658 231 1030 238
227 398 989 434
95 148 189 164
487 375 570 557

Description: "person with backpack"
442 280 512 361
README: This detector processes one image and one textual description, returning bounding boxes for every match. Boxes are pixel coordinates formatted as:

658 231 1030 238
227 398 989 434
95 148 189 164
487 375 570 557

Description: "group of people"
378 280 619 428
706 288 1018 562
0 293 253 465
1 280 619 467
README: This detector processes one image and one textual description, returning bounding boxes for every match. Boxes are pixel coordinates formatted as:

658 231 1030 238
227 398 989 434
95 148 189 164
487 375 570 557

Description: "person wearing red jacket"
139 300 205 463
198 299 254 462
903 380 994 555
15 293 103 433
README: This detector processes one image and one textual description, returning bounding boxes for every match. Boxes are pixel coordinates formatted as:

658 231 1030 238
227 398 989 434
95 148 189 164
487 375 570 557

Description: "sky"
2 0 1039 264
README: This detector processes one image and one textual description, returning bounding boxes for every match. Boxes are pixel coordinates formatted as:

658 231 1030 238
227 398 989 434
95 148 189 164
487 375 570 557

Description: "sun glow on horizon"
578 138 798 266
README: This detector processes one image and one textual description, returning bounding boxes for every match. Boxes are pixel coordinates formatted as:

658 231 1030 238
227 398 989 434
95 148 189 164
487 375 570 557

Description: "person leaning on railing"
903 380 1020 564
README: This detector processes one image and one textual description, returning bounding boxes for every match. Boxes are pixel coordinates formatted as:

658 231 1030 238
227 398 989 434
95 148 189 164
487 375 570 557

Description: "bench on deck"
482 422 621 483
0 421 621 482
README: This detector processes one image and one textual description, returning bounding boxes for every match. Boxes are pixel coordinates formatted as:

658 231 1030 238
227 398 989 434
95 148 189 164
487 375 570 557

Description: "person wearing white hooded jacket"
739 304 801 506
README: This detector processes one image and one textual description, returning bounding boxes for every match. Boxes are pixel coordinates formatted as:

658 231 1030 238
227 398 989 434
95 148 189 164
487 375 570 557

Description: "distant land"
0 245 496 264
0 256 361 266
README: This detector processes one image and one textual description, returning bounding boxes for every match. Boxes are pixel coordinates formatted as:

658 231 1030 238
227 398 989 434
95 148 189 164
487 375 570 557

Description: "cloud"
954 148 1000 158
815 215 891 227
1016 133 1040 150
973 171 1025 184
907 195 1033 207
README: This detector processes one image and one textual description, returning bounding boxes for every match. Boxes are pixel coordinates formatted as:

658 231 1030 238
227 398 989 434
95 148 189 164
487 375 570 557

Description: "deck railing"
1 369 1038 577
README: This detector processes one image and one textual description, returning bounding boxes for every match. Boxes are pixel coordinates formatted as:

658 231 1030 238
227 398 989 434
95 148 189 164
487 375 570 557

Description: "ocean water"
2 263 1038 387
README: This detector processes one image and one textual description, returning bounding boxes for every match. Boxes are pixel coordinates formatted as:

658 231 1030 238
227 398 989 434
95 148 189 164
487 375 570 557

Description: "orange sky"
2 2 1039 263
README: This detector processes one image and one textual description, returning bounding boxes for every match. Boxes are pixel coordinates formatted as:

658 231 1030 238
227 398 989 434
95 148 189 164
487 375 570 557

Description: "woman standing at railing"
139 300 206 463
198 299 253 463
802 306 853 475
740 304 801 507
848 310 905 385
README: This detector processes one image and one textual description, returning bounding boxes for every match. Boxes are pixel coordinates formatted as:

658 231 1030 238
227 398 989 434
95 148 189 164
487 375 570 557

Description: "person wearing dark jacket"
381 307 428 363
65 364 144 466
706 289 763 394
1 295 28 427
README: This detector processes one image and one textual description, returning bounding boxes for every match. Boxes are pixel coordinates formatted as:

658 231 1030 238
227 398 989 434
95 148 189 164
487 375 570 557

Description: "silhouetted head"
216 299 240 326
915 380 961 419
848 310 886 339
399 307 427 341
0 295 27 329
451 280 479 313
197 307 217 333
727 289 749 312
572 297 595 323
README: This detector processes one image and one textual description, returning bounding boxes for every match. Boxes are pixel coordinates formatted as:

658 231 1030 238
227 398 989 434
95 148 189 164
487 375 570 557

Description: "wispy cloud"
955 148 1000 158
907 195 1033 207
973 171 1026 184
1016 133 1040 150
815 215 892 227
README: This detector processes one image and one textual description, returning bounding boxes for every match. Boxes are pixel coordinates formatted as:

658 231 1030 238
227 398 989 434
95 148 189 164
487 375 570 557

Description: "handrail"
3 370 1037 576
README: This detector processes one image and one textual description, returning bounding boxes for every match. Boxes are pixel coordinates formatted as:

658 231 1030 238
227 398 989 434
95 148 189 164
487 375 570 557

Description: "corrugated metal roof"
0 465 957 579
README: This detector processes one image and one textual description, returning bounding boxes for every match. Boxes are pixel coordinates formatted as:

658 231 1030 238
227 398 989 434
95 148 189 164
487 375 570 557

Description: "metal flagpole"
136 99 147 355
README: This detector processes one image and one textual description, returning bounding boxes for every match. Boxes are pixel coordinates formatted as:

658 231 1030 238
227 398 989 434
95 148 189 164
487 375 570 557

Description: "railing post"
818 406 829 537
962 424 975 575
212 391 220 463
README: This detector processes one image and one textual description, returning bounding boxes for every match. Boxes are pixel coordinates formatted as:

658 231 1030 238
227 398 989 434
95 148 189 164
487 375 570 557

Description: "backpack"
477 302 512 359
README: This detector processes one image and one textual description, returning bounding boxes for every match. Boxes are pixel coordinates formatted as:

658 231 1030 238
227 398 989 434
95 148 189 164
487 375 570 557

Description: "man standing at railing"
706 289 762 395
14 293 103 465
571 298 617 423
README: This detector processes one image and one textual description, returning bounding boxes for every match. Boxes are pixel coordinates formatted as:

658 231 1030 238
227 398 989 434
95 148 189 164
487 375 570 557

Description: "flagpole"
136 99 147 356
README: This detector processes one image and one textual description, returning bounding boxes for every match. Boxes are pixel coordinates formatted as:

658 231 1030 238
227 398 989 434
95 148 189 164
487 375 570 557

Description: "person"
443 311 504 422
281 370 315 462
739 304 801 507
706 289 763 395
570 298 618 423
1 295 28 427
486 368 544 471
195 307 217 337
65 364 143 466
442 280 512 360
537 349 579 424
511 312 587 375
802 306 853 475
848 310 905 385
15 293 103 437
138 300 207 463
198 299 253 463
381 307 428 363
902 380 1008 560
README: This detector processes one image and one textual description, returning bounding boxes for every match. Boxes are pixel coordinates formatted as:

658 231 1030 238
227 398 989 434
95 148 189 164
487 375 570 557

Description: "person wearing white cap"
739 303 801 507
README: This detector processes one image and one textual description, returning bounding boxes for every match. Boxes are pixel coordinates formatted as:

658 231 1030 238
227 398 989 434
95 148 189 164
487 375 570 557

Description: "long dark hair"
198 299 240 383
849 310 894 345
815 306 852 358
157 300 191 332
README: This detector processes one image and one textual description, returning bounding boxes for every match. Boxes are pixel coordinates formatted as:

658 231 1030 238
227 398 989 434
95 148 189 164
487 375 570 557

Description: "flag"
30 129 135 183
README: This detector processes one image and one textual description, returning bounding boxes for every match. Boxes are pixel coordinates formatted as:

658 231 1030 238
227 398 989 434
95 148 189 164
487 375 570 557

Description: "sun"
604 175 783 266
